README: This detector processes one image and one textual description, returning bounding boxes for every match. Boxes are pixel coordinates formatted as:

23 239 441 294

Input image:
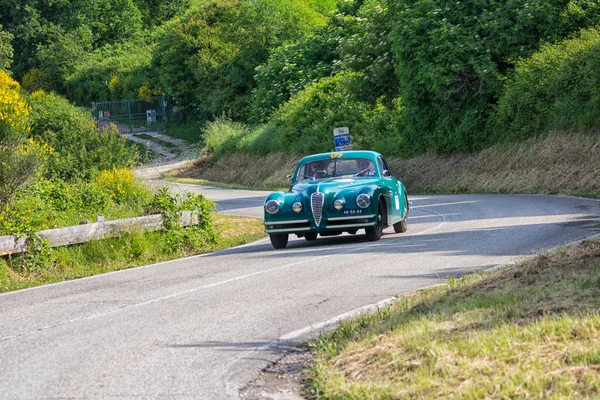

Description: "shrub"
389 0 600 153
0 71 42 210
272 71 404 155
0 176 152 235
28 91 138 180
65 40 156 105
492 27 600 141
144 188 218 253
153 0 330 124
203 117 246 158
95 168 147 204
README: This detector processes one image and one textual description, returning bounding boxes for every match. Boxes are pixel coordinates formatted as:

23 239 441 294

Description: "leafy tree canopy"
0 24 13 72
389 0 600 153
154 0 331 123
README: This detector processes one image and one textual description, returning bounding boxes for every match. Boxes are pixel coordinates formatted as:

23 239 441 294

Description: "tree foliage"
0 24 13 72
153 0 330 124
272 71 403 155
65 39 156 104
251 0 397 122
492 27 600 141
389 0 600 153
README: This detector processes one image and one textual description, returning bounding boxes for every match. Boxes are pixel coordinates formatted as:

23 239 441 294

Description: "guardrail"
0 211 198 256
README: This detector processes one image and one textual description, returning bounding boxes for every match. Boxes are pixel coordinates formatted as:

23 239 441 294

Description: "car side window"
378 156 391 175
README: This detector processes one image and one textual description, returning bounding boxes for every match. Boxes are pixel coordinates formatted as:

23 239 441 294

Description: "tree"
154 0 329 123
389 0 600 153
0 24 13 71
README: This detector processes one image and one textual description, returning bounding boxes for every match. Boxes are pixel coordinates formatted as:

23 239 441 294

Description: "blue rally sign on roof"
333 127 351 151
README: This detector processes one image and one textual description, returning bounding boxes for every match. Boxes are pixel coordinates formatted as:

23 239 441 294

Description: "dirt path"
127 131 200 179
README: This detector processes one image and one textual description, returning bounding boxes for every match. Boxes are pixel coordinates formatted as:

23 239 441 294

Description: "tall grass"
307 239 600 399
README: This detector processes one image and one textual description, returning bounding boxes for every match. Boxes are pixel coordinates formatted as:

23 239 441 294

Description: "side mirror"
382 170 391 177
286 174 293 181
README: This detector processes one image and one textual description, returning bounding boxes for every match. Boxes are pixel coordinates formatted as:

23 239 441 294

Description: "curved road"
0 188 599 399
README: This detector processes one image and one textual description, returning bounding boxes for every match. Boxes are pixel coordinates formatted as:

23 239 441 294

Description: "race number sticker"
395 194 400 210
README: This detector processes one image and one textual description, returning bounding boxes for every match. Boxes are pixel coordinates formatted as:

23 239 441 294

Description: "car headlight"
333 199 345 210
265 200 281 214
356 193 371 208
292 202 303 213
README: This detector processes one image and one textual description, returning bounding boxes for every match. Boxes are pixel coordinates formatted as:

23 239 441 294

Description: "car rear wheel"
305 232 318 241
393 195 409 233
365 200 383 241
270 234 289 249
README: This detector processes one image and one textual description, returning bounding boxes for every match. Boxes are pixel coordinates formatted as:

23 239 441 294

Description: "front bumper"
264 214 376 234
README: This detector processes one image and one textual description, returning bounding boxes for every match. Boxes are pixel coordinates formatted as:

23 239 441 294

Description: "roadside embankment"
171 131 600 197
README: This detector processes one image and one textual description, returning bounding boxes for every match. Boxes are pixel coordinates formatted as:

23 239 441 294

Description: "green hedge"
492 27 600 141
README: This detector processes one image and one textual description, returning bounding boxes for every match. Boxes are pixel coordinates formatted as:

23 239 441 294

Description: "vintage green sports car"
263 150 409 249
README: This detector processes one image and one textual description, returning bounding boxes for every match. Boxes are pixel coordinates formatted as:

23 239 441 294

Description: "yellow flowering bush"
137 82 165 99
0 70 30 133
95 168 147 203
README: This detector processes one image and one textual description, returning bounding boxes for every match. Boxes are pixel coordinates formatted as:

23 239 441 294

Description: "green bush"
28 91 139 180
492 27 600 141
272 71 404 155
251 0 398 123
203 117 246 158
250 26 341 123
237 124 283 155
389 0 600 154
144 188 218 253
65 39 157 105
0 177 152 235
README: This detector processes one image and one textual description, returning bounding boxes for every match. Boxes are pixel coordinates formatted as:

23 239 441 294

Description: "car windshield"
296 158 377 182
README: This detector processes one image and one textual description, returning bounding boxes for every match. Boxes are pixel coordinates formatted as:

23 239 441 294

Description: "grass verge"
307 237 600 399
0 214 265 293
164 122 204 144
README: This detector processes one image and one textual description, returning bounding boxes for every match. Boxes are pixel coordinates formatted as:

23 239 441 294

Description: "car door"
378 156 403 225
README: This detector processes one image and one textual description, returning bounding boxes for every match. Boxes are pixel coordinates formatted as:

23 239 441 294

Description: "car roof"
298 150 382 164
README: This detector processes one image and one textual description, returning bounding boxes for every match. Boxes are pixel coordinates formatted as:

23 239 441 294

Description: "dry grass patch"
171 132 600 197
391 131 600 195
213 214 266 243
172 152 299 190
308 238 600 399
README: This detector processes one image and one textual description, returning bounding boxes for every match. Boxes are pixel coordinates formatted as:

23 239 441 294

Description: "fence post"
127 100 133 133
161 96 167 124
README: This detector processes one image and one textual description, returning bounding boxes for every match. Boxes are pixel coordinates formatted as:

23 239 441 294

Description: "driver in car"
355 159 376 176
309 161 329 179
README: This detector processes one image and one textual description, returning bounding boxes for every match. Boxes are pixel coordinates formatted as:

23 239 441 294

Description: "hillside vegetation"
1 0 599 159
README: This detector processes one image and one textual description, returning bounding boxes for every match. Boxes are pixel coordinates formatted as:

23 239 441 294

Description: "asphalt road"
1 189 599 399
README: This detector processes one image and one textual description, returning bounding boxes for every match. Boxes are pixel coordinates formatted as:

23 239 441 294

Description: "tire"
393 195 409 233
365 201 383 241
269 234 289 249
305 232 318 241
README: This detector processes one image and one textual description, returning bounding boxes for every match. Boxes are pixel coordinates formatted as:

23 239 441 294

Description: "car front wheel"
305 232 318 241
365 201 383 241
270 234 289 249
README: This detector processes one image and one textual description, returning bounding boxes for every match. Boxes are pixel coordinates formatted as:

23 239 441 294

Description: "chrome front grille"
311 192 324 227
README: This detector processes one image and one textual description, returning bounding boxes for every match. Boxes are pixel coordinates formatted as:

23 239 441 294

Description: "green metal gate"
92 96 167 133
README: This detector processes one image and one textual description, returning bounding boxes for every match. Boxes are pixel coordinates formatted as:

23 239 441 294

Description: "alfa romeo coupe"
263 150 409 249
